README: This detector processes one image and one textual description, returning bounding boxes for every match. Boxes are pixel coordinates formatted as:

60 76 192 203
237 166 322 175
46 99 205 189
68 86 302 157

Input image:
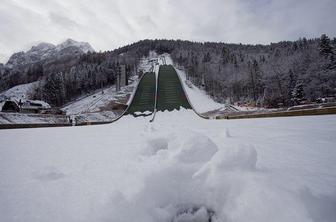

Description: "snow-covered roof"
21 100 51 109
1 98 51 110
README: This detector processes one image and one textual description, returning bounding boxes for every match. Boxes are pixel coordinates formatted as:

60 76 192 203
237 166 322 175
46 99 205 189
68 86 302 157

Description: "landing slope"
157 65 192 111
126 72 156 116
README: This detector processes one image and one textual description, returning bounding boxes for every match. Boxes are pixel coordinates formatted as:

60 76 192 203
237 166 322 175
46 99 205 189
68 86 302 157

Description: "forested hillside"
1 35 335 108
171 35 336 107
124 35 336 107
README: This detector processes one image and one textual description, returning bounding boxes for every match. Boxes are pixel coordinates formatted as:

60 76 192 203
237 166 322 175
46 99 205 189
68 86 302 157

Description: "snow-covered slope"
0 81 38 100
0 112 335 222
61 75 138 124
62 81 136 116
175 68 224 113
61 83 134 123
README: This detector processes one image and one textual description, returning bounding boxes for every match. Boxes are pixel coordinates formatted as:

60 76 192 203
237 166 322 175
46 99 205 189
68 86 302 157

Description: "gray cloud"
0 0 335 63
49 12 80 30
136 16 157 29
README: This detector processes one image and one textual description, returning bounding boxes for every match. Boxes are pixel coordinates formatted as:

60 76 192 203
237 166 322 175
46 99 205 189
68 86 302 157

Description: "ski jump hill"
126 65 193 119
1 64 336 129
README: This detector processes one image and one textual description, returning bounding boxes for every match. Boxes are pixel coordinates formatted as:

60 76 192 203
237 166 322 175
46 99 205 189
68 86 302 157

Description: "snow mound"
174 132 218 164
195 144 257 176
141 136 169 156
103 129 313 222
134 110 152 116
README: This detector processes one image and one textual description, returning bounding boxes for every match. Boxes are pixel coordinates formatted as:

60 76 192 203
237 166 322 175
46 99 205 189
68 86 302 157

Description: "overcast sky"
1 0 335 62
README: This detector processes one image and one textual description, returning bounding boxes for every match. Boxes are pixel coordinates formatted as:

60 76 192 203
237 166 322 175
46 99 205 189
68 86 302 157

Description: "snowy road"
0 111 336 222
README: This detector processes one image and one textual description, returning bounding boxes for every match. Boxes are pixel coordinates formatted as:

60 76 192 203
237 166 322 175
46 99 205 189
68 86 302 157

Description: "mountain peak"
34 42 55 50
5 39 95 67
57 39 95 53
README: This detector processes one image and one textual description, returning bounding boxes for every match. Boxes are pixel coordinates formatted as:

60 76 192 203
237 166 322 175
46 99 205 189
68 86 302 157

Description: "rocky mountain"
0 38 138 107
56 39 94 53
0 39 98 93
6 39 94 68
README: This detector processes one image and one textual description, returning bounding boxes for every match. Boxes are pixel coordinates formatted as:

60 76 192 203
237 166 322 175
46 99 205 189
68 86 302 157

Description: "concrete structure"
120 65 127 87
116 65 127 92
116 74 121 92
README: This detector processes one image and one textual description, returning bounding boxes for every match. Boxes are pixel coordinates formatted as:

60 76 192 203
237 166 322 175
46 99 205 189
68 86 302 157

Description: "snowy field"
0 111 335 222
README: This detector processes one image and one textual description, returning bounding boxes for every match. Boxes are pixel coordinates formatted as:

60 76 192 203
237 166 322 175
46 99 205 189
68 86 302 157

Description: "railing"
216 107 336 120
0 123 72 130
150 68 159 122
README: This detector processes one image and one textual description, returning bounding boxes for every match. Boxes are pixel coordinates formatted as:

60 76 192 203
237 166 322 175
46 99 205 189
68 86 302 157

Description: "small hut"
2 100 20 112
1 99 52 114
20 100 51 113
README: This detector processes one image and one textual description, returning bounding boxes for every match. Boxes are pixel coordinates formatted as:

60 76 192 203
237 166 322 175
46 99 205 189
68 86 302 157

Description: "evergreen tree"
249 60 263 102
292 81 305 105
319 34 333 56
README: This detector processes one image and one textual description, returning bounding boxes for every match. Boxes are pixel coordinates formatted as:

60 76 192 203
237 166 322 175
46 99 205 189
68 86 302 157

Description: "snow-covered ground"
0 111 335 222
1 54 335 221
